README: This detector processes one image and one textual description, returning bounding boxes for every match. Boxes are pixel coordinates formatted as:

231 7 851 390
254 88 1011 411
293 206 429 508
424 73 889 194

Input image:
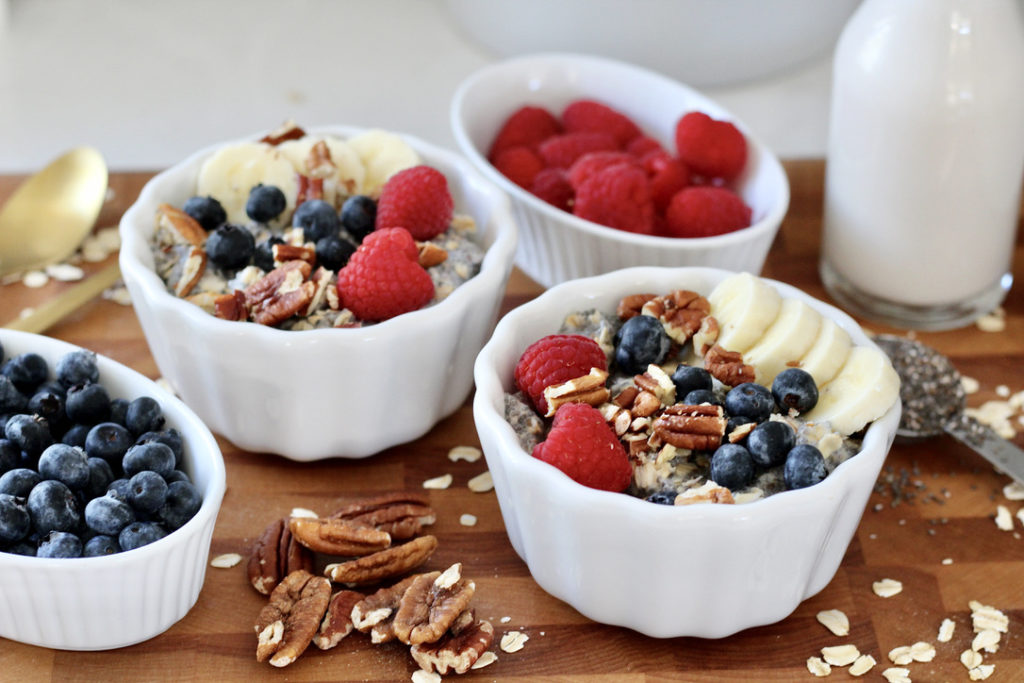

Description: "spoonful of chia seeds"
874 334 1024 486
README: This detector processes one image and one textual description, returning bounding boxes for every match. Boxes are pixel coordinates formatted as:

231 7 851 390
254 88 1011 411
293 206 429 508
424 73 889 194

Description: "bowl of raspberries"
472 266 900 638
119 123 517 460
451 52 789 288
0 329 226 650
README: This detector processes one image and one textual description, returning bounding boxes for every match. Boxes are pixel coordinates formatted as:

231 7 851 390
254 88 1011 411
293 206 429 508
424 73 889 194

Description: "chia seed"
873 334 964 437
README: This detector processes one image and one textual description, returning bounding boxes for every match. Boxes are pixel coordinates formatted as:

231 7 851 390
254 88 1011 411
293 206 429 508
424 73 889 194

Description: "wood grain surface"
1 162 1023 682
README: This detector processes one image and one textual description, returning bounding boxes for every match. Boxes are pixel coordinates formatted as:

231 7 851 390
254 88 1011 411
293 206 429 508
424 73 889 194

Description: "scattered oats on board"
448 445 482 463
411 670 441 683
882 667 912 683
467 470 494 493
972 629 1001 653
849 654 876 676
816 609 850 636
975 307 1006 332
22 270 48 288
969 664 995 681
961 376 981 394
872 578 903 597
941 558 953 565
1017 508 1024 528
938 618 956 643
821 644 859 667
970 600 1009 633
422 473 453 490
908 641 935 662
994 505 1014 531
1004 481 1024 501
102 283 132 305
45 263 84 281
499 616 511 624
459 513 477 527
806 656 831 677
961 649 984 670
996 384 1011 398
290 507 318 519
210 553 243 568
888 646 913 666
18 307 34 320
500 630 528 653
471 651 497 670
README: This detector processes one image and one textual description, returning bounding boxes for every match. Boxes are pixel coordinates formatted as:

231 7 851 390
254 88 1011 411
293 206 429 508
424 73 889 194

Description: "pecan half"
247 517 314 595
393 562 476 646
174 246 207 297
213 290 248 321
704 344 755 387
651 403 727 450
244 261 316 327
313 589 364 650
410 615 495 675
641 290 710 344
616 293 658 320
329 492 436 541
417 242 448 268
255 570 332 667
542 367 611 417
351 573 421 644
155 203 206 247
288 516 391 556
324 535 438 585
260 120 306 145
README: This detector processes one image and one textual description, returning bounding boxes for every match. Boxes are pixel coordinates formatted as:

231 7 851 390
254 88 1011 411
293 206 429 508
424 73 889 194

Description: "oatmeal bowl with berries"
119 122 517 460
472 266 900 638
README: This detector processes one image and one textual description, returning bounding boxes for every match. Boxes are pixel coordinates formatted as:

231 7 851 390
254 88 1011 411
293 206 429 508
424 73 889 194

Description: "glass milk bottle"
820 0 1024 330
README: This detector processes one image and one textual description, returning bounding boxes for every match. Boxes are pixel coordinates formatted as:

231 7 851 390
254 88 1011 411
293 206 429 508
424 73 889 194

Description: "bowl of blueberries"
0 329 225 650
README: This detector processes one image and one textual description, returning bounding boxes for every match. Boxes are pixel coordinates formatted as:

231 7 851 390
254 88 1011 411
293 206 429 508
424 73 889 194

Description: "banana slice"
276 135 366 202
346 129 421 197
707 272 783 354
795 318 854 388
196 142 299 228
743 299 822 386
803 345 900 436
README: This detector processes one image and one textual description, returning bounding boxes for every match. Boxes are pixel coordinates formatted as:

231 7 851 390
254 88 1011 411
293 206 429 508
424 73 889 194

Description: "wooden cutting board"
0 162 1022 681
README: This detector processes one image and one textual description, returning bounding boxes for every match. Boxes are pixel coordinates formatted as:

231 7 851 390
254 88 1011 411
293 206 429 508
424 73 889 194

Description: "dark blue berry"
164 469 191 485
28 387 65 425
340 195 377 242
205 223 255 270
294 199 340 242
124 396 163 436
0 439 19 474
315 235 356 271
127 471 168 514
85 422 134 463
683 389 723 408
0 375 28 413
4 413 52 455
614 315 671 375
784 444 827 490
83 457 115 500
108 398 130 426
61 424 90 449
83 534 120 557
122 442 175 479
1 352 48 393
746 420 796 468
4 540 36 556
670 365 712 399
182 195 227 231
157 480 201 530
135 429 183 468
724 382 776 422
254 236 284 272
106 478 131 502
55 350 99 388
0 493 31 543
710 443 756 490
119 521 167 551
65 382 111 425
26 479 81 535
0 468 42 497
37 530 82 558
645 490 677 505
245 184 286 223
38 443 90 490
772 368 819 415
84 494 135 536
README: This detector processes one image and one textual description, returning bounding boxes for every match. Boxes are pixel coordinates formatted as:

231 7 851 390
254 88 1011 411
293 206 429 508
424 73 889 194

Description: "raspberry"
336 227 434 321
674 111 747 181
488 105 562 160
529 168 574 212
532 403 631 492
663 186 752 238
538 132 619 170
626 135 665 158
493 145 545 189
562 100 642 147
375 165 454 241
641 150 690 212
573 164 654 234
567 151 639 190
514 334 607 415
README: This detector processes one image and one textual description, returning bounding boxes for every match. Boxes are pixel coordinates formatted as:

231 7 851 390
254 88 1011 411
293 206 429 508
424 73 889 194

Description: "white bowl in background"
451 53 789 289
473 266 899 638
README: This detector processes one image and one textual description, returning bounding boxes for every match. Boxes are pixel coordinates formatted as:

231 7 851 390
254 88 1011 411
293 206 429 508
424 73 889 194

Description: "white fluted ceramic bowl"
473 267 899 638
120 125 517 460
0 329 225 650
451 53 789 288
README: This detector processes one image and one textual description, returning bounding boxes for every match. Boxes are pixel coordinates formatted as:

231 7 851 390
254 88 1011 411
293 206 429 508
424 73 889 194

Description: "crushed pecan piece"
325 535 438 585
652 403 727 450
301 266 333 317
303 139 336 179
313 589 364 650
296 174 324 204
393 562 476 646
641 290 710 344
675 480 735 505
351 573 421 644
704 344 755 387
633 364 676 405
542 367 611 417
617 293 658 320
260 120 306 145
247 517 314 595
174 246 207 297
155 203 206 247
410 615 495 675
630 389 662 418
693 316 720 356
272 243 317 267
288 516 391 556
612 385 640 408
329 492 436 540
417 241 448 268
213 290 248 321
255 570 332 667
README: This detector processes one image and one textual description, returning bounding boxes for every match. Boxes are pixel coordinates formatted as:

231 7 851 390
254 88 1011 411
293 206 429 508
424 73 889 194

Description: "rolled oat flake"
874 335 1024 486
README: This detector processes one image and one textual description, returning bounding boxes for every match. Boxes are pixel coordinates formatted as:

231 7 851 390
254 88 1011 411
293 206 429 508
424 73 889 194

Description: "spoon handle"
2 262 121 334
944 413 1024 486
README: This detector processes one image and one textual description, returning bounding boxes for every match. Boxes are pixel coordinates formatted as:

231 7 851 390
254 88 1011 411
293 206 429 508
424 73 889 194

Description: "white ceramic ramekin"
473 267 899 638
0 329 225 650
119 126 517 460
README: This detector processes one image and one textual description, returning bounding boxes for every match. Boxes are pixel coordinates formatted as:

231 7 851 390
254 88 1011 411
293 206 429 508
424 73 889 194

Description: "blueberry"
746 420 796 468
106 478 132 502
5 414 52 455
28 387 65 425
135 429 183 468
784 444 827 490
61 423 91 449
683 389 723 408
1 352 48 393
710 443 756 490
772 368 819 415
4 541 36 556
340 195 377 242
0 375 28 413
122 442 175 479
614 315 671 375
55 350 99 388
0 493 31 543
182 195 227 231
164 469 191 485
118 521 167 551
83 534 120 557
315 235 356 271
294 199 340 242
724 415 755 443
84 494 135 536
65 382 111 425
205 223 255 270
245 184 286 223
157 480 201 530
83 457 115 500
38 443 90 489
0 468 42 497
724 382 776 422
37 530 82 558
0 439 19 474
645 490 677 505
108 397 130 426
127 470 168 514
670 365 712 399
85 422 134 463
253 236 284 272
26 479 81 535
124 396 164 436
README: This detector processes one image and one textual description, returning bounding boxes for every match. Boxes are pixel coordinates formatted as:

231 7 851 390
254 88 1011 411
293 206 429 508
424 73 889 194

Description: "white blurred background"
0 0 857 173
